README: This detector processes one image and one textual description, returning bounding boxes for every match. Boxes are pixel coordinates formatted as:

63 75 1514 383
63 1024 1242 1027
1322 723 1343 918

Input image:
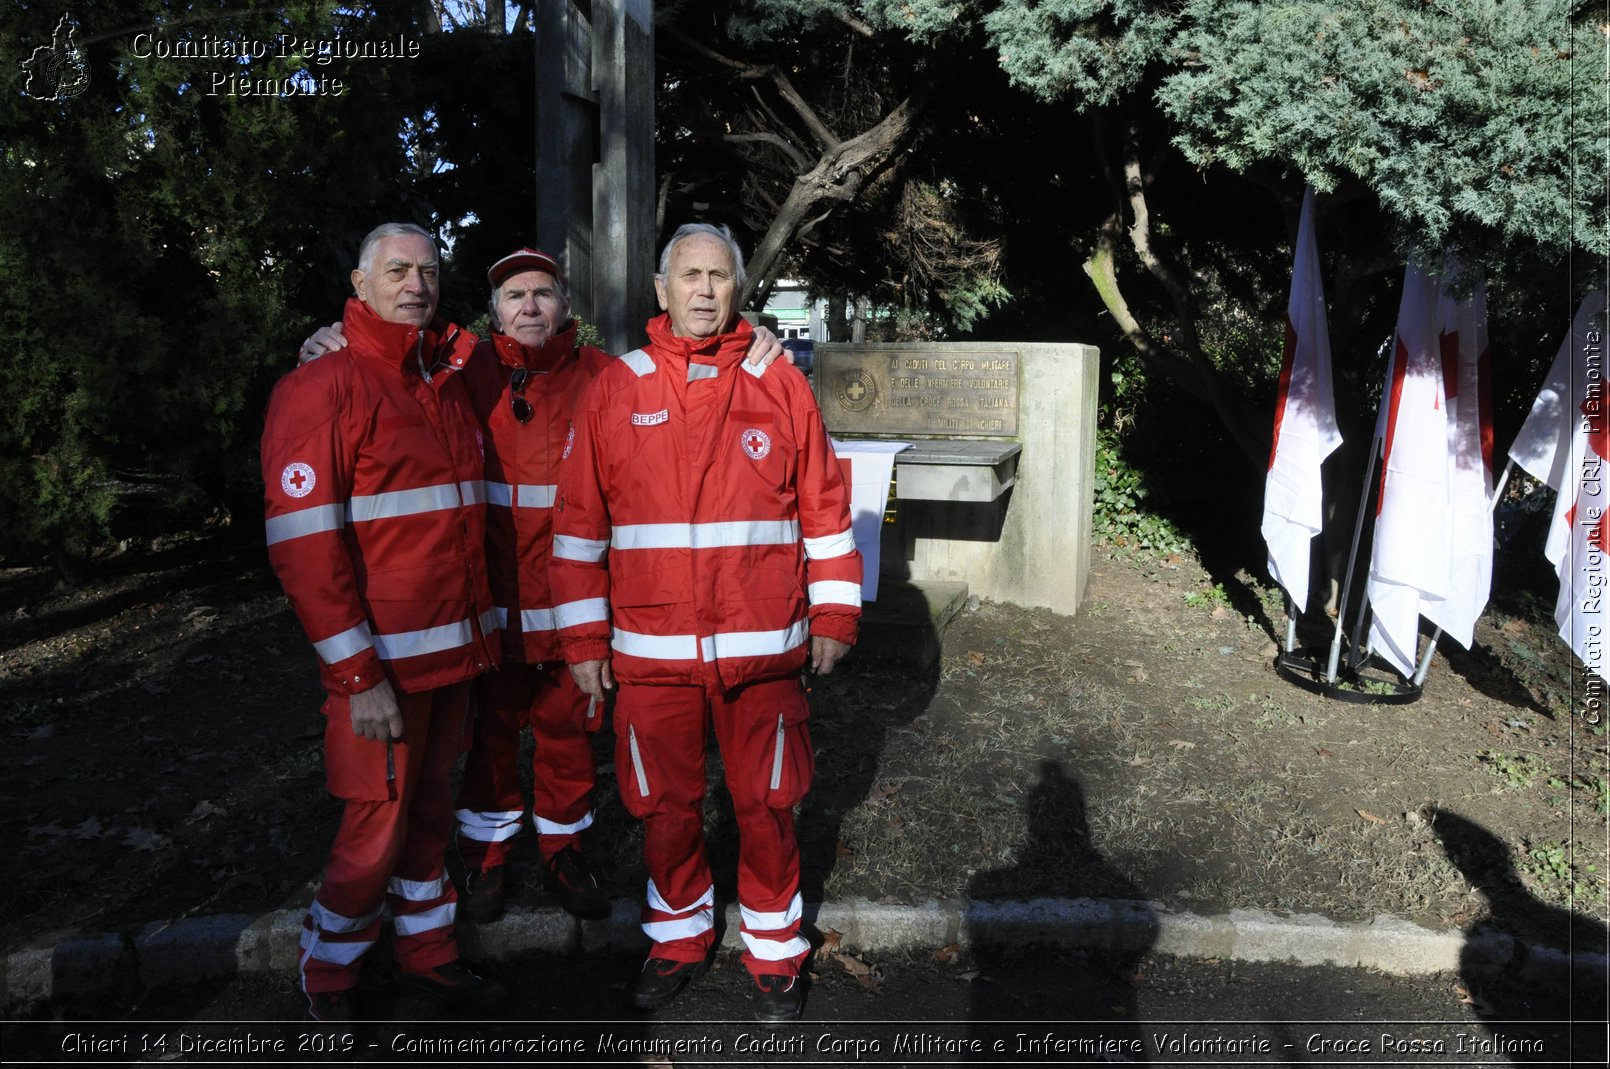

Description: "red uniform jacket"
458 322 612 664
551 315 861 693
261 298 500 697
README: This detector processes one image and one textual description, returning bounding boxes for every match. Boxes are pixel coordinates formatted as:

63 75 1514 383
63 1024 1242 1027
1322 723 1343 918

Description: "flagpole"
1284 595 1298 654
1326 433 1383 683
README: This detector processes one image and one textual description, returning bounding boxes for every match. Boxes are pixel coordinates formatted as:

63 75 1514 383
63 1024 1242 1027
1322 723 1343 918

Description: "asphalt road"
4 947 1604 1066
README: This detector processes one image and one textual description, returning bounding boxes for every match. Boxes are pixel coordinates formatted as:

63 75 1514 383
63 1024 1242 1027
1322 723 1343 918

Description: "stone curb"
4 898 1605 1010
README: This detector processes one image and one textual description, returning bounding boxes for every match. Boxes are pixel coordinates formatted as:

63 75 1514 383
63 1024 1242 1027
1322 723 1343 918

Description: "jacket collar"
341 297 465 376
491 319 579 374
645 313 753 369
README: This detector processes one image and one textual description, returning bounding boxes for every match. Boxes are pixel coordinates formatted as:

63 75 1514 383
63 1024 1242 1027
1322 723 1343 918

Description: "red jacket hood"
490 319 580 374
341 296 467 373
644 313 753 367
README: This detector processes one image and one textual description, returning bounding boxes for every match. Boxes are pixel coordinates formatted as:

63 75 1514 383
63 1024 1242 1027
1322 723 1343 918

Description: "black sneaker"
752 973 803 1024
629 955 708 1010
460 865 506 924
396 960 507 1015
547 846 611 920
305 987 355 1022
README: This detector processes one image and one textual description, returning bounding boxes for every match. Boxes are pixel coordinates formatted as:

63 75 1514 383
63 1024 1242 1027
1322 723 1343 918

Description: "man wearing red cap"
299 246 783 925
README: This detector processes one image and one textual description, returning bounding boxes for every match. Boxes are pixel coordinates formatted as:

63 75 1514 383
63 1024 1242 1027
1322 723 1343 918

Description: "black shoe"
752 973 804 1024
547 846 611 920
460 865 506 924
397 960 506 1015
629 955 708 1010
305 987 355 1022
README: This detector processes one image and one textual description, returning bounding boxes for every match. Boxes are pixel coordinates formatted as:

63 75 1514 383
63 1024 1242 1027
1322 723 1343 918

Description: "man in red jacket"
552 223 861 1023
298 251 784 927
262 223 505 1021
451 249 615 923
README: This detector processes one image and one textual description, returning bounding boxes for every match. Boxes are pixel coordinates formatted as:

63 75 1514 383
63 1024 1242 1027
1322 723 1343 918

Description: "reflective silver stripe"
804 528 857 559
348 483 463 522
614 628 700 661
458 480 485 506
392 902 455 936
455 808 523 843
519 607 557 632
612 519 800 551
265 504 344 546
485 481 514 507
643 912 714 943
309 899 380 935
517 483 557 508
553 534 609 562
490 606 509 629
620 348 655 377
553 597 609 629
770 713 786 790
700 620 810 662
648 881 714 915
628 725 650 797
299 926 371 966
534 810 595 836
478 607 500 637
740 893 803 931
687 363 719 382
314 622 373 665
808 579 863 608
388 875 447 901
741 931 811 960
372 620 472 661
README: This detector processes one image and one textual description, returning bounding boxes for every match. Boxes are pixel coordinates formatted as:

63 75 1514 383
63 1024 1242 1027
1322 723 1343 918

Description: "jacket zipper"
769 713 786 791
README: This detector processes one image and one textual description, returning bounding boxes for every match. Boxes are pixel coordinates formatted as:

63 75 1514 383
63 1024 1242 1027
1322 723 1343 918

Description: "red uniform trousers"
614 676 813 979
299 682 471 996
456 663 600 869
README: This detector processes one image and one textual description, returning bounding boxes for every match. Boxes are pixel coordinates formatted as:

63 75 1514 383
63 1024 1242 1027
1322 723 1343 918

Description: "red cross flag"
1425 269 1494 648
1366 261 1452 676
1366 259 1495 676
1506 290 1610 683
1261 186 1342 613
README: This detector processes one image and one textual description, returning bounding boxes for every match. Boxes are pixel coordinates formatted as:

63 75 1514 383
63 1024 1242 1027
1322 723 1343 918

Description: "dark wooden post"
592 0 656 353
534 0 654 353
535 0 596 322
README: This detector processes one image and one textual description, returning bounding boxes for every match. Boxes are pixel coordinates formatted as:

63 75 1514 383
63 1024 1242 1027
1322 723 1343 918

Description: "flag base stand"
1273 648 1422 704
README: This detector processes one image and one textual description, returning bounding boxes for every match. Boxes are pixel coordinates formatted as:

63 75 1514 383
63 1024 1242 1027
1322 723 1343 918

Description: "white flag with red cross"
1366 261 1452 676
1507 290 1610 683
1424 267 1494 648
1261 186 1342 613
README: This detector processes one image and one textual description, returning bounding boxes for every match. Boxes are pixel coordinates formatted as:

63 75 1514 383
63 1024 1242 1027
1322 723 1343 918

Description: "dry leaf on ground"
1356 808 1389 825
932 943 960 965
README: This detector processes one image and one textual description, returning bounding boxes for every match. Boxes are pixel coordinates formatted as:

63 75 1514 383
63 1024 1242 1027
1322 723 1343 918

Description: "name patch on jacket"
632 408 670 427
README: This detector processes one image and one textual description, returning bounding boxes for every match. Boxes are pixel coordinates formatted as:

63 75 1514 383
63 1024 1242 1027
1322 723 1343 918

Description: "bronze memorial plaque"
817 347 1020 436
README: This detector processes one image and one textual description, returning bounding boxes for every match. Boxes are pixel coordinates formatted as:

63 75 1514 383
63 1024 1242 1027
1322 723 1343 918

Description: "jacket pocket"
320 691 392 801
764 685 813 809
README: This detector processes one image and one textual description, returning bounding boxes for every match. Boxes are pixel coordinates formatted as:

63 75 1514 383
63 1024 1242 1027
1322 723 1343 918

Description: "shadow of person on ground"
1431 809 1608 1065
963 760 1156 1062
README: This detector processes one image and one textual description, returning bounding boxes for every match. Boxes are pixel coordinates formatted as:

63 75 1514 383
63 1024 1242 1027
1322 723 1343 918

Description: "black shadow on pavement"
1431 808 1608 1064
963 760 1155 1062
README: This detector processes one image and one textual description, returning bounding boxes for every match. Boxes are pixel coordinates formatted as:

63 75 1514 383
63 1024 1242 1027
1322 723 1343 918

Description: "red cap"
487 247 565 289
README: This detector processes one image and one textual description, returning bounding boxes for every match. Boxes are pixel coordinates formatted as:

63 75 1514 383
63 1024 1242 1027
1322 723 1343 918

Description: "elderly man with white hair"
551 223 861 1023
